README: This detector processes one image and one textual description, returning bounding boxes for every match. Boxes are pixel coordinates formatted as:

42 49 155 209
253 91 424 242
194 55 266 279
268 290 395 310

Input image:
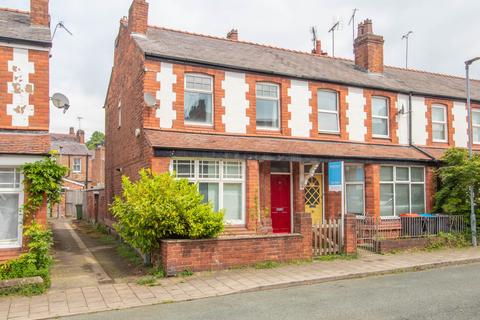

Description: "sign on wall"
328 161 343 192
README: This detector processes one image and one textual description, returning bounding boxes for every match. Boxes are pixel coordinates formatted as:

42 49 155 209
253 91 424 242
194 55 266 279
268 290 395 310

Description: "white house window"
0 168 23 249
256 83 280 129
73 158 82 173
318 90 339 133
432 104 447 142
473 110 480 144
372 97 389 137
344 164 364 215
172 159 245 224
380 166 425 217
184 74 213 125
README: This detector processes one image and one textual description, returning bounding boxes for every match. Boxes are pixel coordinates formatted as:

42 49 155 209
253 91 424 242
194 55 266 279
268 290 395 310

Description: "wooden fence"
312 219 342 256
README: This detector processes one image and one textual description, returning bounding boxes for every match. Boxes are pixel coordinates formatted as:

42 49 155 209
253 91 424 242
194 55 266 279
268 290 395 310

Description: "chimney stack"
76 129 85 144
128 0 149 35
226 29 238 41
354 19 384 73
30 0 50 27
69 127 75 135
312 40 327 56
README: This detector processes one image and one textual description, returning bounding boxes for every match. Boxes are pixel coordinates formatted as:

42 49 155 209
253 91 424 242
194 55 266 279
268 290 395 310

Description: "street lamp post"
465 57 480 247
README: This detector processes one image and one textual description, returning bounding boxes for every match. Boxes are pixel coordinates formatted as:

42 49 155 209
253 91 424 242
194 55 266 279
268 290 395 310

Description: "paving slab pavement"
1 245 480 320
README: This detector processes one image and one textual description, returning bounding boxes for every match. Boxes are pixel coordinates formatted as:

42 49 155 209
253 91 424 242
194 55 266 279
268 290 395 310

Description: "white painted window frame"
473 109 480 144
317 89 340 134
256 82 280 131
0 167 24 249
73 158 82 173
184 73 214 126
379 166 426 218
344 163 365 216
432 104 448 143
171 158 246 225
372 96 390 138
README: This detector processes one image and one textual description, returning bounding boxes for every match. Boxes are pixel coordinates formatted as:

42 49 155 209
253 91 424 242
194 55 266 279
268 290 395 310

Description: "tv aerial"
402 31 413 68
348 9 359 48
328 17 343 57
52 21 73 41
50 93 70 114
310 26 318 52
144 92 159 109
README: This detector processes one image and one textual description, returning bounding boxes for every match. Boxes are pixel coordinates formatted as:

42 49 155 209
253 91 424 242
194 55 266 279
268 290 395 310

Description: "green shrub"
111 169 224 255
0 222 53 295
426 232 470 250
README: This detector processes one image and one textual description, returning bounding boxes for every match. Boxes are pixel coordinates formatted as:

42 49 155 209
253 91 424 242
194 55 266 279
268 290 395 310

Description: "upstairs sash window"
184 74 213 125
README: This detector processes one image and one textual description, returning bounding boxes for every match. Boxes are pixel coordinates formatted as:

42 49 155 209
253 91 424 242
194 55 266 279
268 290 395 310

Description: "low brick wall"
157 233 310 275
373 237 429 254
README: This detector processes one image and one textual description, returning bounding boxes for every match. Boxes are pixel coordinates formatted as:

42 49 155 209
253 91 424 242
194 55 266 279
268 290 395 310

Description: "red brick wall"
84 189 106 223
90 146 105 187
365 163 381 217
364 89 398 144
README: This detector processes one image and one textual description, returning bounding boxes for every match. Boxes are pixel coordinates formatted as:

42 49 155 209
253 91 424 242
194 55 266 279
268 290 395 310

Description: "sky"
1 0 480 139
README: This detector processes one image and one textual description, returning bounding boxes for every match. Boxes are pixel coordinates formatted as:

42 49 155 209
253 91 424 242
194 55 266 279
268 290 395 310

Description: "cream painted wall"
411 96 428 145
222 72 250 134
396 94 410 145
156 62 177 129
288 80 311 137
453 101 468 148
346 87 366 142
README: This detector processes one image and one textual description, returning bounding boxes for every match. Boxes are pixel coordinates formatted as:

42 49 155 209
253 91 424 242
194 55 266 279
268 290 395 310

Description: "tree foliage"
434 148 480 228
86 131 105 150
111 169 224 255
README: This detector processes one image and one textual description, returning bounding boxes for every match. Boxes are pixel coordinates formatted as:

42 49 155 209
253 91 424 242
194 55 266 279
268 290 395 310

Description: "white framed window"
0 168 24 249
473 109 480 144
171 159 245 225
372 97 389 138
380 166 425 217
73 158 82 173
318 90 340 133
184 74 213 125
432 104 447 142
344 164 364 215
256 83 280 130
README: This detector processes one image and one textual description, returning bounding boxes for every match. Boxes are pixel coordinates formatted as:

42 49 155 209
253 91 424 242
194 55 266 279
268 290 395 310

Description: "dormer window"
184 74 213 125
256 83 280 130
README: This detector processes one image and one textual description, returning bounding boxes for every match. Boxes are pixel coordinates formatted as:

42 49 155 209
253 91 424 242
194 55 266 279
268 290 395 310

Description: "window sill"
184 122 214 128
372 135 391 140
318 131 341 135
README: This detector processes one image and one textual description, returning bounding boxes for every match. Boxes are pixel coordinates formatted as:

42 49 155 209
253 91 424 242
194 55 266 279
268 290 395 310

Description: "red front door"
270 175 291 233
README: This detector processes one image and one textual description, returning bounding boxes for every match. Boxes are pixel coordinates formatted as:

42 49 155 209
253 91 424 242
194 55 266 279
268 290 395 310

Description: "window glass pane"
432 123 446 141
396 167 409 181
224 161 243 179
411 184 425 213
474 127 480 143
395 184 410 215
199 183 219 212
256 83 278 98
256 99 279 128
346 184 364 214
223 184 242 221
432 106 445 122
270 161 290 173
380 184 394 216
318 112 339 132
318 91 337 111
411 167 424 182
185 75 212 91
345 165 364 182
199 161 219 179
372 118 388 136
0 193 19 241
304 164 323 174
473 111 480 125
173 160 194 178
372 98 388 116
0 169 15 189
184 92 213 124
380 167 393 181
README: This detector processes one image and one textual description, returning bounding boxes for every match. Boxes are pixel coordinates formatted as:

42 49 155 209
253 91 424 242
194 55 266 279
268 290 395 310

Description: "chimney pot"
354 19 384 73
69 127 75 135
128 0 149 34
226 29 238 41
30 0 49 26
76 129 85 144
312 40 327 56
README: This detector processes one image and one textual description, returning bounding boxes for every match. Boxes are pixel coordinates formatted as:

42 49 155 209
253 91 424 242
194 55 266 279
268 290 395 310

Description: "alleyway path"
1 243 480 320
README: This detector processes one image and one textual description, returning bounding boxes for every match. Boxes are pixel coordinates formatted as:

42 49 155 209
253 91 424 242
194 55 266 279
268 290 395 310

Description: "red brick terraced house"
105 0 480 272
0 1 52 262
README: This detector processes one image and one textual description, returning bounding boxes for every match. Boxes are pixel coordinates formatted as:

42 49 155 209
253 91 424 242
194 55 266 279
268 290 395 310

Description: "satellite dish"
51 93 70 114
144 92 158 108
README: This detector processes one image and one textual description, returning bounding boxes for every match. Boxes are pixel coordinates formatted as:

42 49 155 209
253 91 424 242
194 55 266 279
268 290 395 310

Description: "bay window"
256 83 280 129
472 110 480 144
432 104 447 142
380 166 425 217
172 159 245 224
0 168 23 249
344 164 364 215
184 74 213 125
372 97 389 137
318 90 339 133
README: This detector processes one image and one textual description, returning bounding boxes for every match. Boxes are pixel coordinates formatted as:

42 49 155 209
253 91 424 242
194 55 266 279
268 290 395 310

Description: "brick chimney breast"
30 0 50 27
76 129 85 144
128 0 149 35
354 19 384 73
69 127 75 135
226 29 238 41
312 40 327 56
